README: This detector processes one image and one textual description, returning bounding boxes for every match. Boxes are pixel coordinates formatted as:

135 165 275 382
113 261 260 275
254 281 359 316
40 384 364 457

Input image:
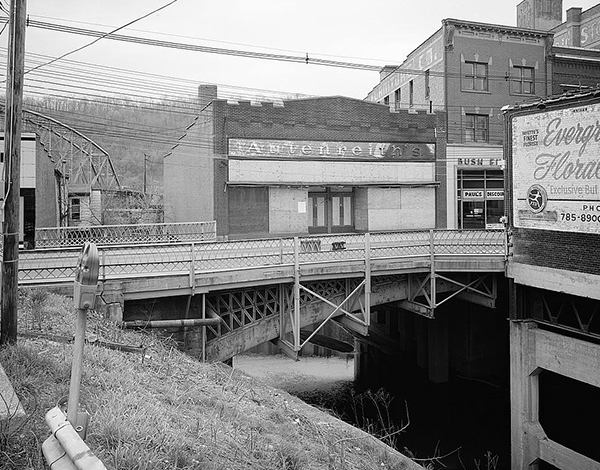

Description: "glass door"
308 188 354 234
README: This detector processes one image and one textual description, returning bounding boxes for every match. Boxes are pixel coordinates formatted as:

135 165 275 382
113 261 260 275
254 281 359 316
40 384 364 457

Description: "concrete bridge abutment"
97 281 124 322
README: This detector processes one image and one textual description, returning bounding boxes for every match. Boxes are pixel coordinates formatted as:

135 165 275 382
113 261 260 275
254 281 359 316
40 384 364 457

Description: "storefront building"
366 1 600 229
164 88 447 238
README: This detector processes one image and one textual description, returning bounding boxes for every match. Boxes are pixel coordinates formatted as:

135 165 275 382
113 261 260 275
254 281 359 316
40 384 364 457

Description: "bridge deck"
18 229 506 297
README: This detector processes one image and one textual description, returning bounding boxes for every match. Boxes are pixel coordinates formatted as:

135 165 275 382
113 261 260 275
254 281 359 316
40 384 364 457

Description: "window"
457 169 505 229
70 198 81 221
425 69 430 100
394 88 401 106
465 114 488 142
542 0 552 13
409 80 414 106
383 96 390 105
464 61 488 91
511 65 534 94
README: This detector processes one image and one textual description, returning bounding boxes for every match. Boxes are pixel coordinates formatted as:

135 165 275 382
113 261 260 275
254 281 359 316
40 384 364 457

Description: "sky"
2 0 600 102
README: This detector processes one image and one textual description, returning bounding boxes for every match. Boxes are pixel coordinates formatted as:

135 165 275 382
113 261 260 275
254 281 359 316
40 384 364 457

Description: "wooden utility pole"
1 0 27 346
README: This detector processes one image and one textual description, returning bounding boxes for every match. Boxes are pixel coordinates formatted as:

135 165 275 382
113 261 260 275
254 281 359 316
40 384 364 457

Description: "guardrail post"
430 229 436 309
364 232 371 327
293 237 300 349
189 242 196 295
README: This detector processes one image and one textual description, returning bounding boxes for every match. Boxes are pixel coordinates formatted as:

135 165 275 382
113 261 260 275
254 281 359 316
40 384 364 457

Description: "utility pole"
1 0 27 346
143 153 148 194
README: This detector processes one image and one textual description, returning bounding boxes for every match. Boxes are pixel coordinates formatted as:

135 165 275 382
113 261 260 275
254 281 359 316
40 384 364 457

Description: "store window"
511 65 534 95
463 61 488 92
457 169 504 229
308 187 354 234
464 114 488 142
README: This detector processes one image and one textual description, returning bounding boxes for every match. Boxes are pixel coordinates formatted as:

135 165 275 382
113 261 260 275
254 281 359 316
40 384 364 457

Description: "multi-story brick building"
164 85 446 239
366 0 600 231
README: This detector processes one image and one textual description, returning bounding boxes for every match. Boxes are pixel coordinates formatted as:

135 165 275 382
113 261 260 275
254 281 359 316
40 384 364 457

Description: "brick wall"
512 228 600 275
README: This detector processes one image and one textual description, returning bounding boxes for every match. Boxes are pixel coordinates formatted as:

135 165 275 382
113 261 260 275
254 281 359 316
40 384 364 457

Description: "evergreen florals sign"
512 102 600 234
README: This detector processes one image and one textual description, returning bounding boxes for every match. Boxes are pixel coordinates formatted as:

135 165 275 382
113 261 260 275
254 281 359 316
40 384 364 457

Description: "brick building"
366 0 600 230
164 86 447 239
503 89 600 469
366 19 555 231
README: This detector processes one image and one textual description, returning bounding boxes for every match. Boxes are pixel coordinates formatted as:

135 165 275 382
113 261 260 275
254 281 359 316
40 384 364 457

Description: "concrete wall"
163 105 216 224
268 187 309 235
367 187 436 231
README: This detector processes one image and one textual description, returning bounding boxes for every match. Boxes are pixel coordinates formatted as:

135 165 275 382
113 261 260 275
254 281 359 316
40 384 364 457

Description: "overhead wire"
0 0 180 80
0 10 582 170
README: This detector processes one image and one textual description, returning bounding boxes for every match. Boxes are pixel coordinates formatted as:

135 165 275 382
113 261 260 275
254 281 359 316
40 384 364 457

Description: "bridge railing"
34 221 217 248
17 229 506 285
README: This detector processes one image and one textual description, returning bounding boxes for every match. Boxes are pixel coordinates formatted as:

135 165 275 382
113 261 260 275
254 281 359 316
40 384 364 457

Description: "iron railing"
18 229 506 285
34 221 217 248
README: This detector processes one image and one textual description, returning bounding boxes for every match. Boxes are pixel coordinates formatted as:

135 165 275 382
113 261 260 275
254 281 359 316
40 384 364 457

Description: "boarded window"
228 187 269 235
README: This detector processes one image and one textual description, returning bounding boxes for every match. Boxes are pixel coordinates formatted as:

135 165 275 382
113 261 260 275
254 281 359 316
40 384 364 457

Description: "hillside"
0 288 423 470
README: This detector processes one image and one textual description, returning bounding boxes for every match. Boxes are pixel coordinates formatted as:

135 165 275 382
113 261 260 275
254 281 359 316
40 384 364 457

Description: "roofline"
501 88 600 113
442 18 552 37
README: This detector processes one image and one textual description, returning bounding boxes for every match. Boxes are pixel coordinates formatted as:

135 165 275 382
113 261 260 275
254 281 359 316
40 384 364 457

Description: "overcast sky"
3 0 600 101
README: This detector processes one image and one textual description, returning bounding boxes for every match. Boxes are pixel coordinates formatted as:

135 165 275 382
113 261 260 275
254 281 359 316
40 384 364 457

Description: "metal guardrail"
34 221 217 248
18 229 506 285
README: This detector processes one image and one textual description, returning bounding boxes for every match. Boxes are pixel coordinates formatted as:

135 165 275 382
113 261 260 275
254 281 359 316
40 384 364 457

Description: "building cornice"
443 18 551 38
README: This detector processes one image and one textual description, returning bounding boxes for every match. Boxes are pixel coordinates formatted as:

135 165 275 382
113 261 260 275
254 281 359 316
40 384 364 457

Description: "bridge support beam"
428 310 449 383
510 320 600 469
414 315 428 369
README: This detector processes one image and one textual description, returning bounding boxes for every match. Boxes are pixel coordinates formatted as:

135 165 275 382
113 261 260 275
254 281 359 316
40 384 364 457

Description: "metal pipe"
66 308 86 427
121 317 221 329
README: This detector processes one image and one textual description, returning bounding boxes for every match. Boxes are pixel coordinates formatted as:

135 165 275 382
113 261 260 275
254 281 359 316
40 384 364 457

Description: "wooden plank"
540 437 600 470
533 327 600 388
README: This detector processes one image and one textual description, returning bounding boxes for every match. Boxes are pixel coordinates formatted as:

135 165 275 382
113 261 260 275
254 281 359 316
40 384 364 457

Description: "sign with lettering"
511 102 600 234
462 190 484 199
581 17 600 47
229 139 435 161
486 190 504 199
457 158 504 167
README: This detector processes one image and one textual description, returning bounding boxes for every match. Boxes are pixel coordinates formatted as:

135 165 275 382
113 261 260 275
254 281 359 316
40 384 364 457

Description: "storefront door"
457 169 504 229
308 187 354 234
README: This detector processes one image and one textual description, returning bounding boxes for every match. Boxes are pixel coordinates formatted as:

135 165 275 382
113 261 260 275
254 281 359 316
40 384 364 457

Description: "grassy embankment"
0 288 424 470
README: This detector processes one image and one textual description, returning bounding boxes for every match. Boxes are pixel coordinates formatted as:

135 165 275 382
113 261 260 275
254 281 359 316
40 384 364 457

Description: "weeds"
1 288 423 470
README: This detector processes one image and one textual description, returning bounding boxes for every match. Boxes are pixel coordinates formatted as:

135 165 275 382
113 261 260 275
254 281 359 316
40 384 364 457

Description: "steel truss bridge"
19 229 507 361
1 104 121 225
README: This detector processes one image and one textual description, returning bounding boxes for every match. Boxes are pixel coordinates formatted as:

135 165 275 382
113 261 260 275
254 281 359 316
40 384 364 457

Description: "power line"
0 1 180 78
2 16 382 72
